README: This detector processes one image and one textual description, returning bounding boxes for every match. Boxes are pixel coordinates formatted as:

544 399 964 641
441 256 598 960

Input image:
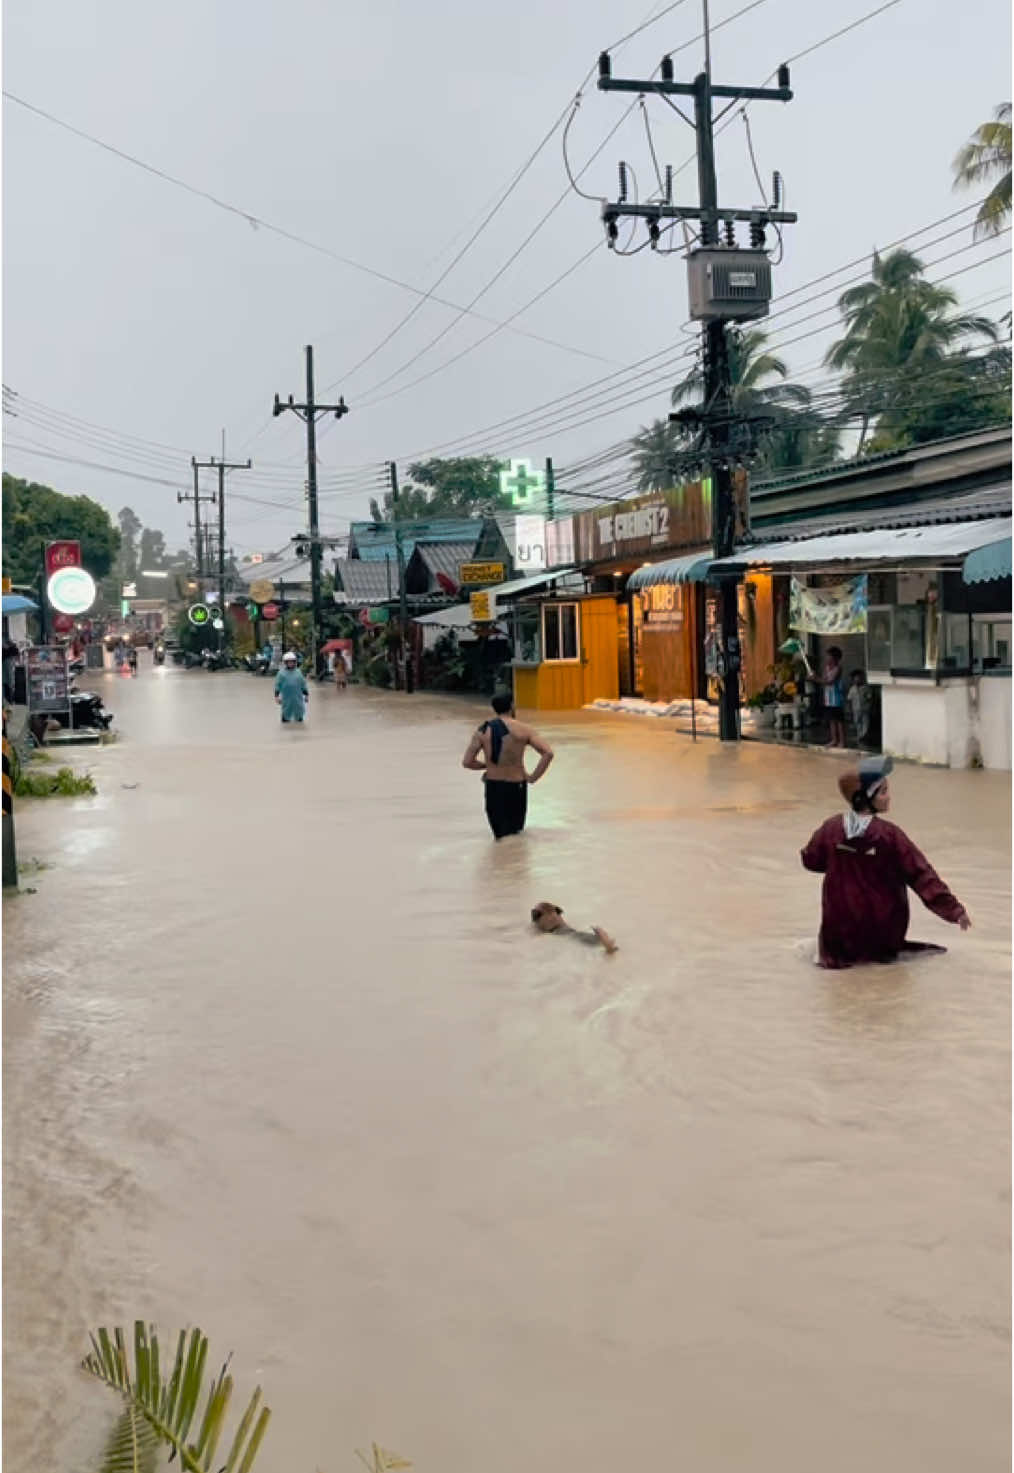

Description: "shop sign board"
26 645 71 714
572 474 748 565
639 583 684 628
459 562 505 586
470 591 493 622
45 540 82 578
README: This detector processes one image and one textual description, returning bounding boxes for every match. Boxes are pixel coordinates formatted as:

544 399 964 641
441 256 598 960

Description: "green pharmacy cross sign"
188 603 210 627
500 458 545 507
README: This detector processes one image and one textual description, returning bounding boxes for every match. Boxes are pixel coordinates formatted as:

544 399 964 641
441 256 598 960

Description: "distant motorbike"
153 643 166 666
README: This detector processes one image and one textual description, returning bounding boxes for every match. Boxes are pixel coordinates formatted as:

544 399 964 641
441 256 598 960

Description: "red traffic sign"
51 613 75 634
260 602 280 621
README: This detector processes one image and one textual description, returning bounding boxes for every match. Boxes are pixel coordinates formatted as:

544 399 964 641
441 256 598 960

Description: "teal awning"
962 537 1012 584
627 551 713 590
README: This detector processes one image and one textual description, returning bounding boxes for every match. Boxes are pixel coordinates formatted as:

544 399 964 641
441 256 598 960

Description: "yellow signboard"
1 578 11 595
469 590 493 622
459 561 505 586
249 579 275 603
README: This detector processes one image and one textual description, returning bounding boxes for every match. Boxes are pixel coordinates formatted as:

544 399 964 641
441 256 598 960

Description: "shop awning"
2 594 39 614
412 603 508 640
710 517 1013 573
490 568 582 608
626 551 713 589
962 536 1012 585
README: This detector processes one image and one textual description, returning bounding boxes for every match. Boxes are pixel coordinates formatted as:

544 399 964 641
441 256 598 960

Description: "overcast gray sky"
3 0 1011 556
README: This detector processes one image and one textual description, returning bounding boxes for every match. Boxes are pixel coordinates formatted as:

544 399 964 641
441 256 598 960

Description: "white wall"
979 677 1012 771
881 676 1012 771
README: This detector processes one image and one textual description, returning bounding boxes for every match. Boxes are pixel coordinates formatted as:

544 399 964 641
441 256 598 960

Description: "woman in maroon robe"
801 756 971 970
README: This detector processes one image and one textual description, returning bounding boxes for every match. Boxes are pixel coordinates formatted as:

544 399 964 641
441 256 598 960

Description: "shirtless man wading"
461 691 554 839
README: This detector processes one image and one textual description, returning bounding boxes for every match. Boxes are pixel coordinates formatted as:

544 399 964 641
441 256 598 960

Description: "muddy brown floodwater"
4 662 1011 1472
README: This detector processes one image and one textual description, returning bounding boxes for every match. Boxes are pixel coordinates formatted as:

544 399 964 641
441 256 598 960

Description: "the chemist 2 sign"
597 503 670 548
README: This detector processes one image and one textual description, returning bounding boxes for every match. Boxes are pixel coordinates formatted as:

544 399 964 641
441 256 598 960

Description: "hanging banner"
790 575 868 635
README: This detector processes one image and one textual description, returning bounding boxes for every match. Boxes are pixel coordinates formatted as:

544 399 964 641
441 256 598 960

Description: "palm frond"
355 1445 413 1472
99 1406 161 1473
82 1324 271 1473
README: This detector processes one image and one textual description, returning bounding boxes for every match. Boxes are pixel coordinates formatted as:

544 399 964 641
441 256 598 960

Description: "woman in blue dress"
274 651 309 724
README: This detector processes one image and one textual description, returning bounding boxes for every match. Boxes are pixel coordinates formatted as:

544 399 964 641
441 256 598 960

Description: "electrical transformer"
687 248 772 322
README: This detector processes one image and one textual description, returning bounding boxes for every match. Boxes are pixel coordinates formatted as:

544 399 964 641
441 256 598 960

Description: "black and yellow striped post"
2 723 16 889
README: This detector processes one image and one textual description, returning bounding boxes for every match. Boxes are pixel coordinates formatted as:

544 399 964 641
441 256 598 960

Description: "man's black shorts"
484 778 527 839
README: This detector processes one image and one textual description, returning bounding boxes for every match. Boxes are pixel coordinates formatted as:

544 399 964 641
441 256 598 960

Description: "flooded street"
4 663 1010 1472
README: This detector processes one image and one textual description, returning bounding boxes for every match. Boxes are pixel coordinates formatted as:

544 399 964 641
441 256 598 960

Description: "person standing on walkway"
274 651 309 724
800 755 971 969
461 691 554 839
819 645 846 748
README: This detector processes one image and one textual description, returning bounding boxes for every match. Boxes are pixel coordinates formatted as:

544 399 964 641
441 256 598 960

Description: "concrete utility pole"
273 346 348 678
596 22 797 741
193 442 252 648
180 461 218 583
388 462 413 693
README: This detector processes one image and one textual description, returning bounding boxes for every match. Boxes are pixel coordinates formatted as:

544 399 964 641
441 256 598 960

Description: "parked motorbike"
46 687 114 732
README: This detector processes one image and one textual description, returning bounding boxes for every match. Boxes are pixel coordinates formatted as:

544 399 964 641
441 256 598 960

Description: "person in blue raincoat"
274 650 309 724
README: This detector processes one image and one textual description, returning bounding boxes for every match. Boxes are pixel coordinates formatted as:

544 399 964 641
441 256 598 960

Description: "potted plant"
746 682 778 726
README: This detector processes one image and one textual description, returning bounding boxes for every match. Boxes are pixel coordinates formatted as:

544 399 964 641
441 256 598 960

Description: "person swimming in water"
461 690 554 839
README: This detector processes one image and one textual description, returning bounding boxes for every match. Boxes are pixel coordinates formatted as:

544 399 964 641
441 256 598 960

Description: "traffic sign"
207 605 222 621
260 602 280 622
188 603 210 627
459 561 505 586
213 618 225 631
249 579 275 603
52 613 75 634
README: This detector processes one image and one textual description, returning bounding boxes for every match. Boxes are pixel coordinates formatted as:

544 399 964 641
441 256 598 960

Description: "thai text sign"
639 583 684 629
470 591 493 622
459 562 505 586
45 541 82 578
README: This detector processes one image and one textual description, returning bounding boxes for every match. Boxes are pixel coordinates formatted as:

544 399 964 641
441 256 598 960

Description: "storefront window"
866 573 939 673
543 602 580 662
513 606 542 663
975 617 1012 670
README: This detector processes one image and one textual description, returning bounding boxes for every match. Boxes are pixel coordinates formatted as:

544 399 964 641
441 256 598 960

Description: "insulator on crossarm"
618 162 628 202
724 219 736 247
665 164 673 204
649 218 661 249
772 171 783 209
605 214 619 248
660 55 674 82
598 51 612 79
749 218 766 249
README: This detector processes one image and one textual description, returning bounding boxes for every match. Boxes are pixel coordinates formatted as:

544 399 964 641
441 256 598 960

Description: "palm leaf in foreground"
355 1445 413 1472
82 1323 270 1473
99 1405 161 1473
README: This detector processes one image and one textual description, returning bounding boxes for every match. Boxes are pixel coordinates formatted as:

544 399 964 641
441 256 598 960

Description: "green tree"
1 473 120 585
369 456 507 522
117 506 143 579
954 103 1012 239
651 327 835 479
825 248 1000 450
630 418 686 492
138 527 168 570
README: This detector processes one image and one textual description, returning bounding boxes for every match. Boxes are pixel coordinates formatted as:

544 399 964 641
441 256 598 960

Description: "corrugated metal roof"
752 482 1012 542
236 553 309 587
712 517 1013 571
751 426 1012 497
334 560 399 603
413 542 475 584
349 518 481 562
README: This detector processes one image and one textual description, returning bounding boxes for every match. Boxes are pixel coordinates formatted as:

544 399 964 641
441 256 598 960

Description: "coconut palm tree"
664 326 835 475
629 417 687 492
954 103 1012 239
824 248 1000 450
